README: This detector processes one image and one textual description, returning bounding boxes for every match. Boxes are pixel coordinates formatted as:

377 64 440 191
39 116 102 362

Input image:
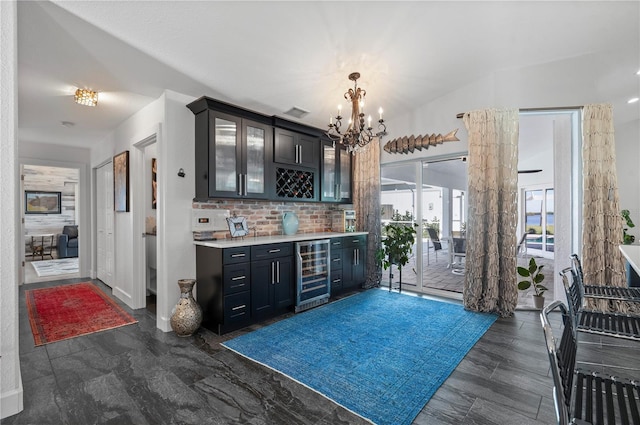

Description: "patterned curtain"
582 104 627 312
352 139 382 288
463 109 519 317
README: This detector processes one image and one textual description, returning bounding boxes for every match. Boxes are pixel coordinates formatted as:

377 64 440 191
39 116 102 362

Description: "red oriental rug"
26 282 137 346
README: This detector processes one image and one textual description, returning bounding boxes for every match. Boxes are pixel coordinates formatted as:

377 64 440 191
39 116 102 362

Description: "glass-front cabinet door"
242 120 271 199
338 147 351 201
321 140 351 203
208 111 270 199
210 113 240 196
321 141 337 201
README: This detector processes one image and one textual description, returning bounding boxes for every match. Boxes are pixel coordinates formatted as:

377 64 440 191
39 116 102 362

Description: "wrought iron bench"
540 300 640 425
560 268 640 342
571 254 640 303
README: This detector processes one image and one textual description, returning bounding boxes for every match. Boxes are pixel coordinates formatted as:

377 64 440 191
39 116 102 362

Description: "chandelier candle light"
327 72 387 153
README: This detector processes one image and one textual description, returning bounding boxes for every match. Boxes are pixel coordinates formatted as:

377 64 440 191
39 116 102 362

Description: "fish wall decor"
383 129 460 154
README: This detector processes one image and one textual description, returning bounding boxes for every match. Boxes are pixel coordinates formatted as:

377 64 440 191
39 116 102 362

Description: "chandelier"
326 72 387 153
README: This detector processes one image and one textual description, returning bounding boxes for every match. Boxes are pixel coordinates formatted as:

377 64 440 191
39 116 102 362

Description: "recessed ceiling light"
628 97 639 104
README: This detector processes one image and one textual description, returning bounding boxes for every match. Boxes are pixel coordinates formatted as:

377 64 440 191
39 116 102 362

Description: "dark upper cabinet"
188 97 335 202
274 127 319 169
187 97 272 200
321 139 352 203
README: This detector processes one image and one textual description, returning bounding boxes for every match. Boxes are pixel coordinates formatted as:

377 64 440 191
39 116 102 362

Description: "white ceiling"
17 1 640 149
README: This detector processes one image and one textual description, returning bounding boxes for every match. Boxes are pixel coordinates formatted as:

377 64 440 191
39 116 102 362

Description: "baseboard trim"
157 314 172 332
112 286 134 309
0 375 23 419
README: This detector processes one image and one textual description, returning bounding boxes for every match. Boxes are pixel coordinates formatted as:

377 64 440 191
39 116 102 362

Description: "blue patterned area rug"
223 289 497 425
31 258 79 277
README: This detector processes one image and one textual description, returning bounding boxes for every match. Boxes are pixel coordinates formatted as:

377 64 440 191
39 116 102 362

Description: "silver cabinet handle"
268 249 281 253
231 253 246 258
271 262 275 284
237 174 247 196
231 275 246 281
231 304 246 311
276 260 280 283
298 145 302 163
244 173 248 196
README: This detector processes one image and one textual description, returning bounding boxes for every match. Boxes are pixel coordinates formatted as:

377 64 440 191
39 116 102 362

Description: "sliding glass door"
523 187 554 257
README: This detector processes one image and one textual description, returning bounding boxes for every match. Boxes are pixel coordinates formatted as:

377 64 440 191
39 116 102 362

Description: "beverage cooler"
295 239 330 312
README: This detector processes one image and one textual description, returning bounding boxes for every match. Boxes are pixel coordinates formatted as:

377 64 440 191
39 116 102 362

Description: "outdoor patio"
379 242 555 311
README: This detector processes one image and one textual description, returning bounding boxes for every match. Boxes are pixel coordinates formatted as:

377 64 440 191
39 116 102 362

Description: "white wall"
156 90 196 332
90 95 164 310
89 89 196 332
616 119 640 242
381 50 640 241
0 0 23 418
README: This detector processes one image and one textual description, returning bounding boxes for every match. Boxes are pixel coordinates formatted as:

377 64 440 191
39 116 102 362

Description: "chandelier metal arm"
326 72 386 153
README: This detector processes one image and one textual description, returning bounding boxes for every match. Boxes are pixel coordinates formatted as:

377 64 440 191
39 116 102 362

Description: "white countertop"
194 232 368 248
619 244 640 274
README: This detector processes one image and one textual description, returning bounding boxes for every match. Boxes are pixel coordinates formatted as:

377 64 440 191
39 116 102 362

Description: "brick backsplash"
193 199 351 240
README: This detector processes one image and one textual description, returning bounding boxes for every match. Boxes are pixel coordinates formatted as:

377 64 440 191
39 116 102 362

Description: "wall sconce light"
74 89 98 106
177 168 185 178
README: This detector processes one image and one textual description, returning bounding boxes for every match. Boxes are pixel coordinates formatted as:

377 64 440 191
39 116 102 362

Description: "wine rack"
275 168 315 199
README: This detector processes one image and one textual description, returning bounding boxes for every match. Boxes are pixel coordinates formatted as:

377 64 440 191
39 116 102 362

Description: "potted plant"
376 222 417 290
517 257 547 309
622 209 635 245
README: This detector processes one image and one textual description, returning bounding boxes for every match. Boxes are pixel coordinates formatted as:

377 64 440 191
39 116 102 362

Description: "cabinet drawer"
329 249 343 271
223 263 251 294
344 235 366 248
224 291 250 323
223 246 251 264
252 243 293 260
330 238 343 249
330 270 343 293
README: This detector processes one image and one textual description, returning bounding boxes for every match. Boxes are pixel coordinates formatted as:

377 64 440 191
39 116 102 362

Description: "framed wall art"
152 158 157 209
114 150 130 212
25 190 61 214
226 216 249 238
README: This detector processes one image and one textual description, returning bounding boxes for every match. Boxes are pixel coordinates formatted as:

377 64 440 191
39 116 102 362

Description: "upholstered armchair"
57 225 78 258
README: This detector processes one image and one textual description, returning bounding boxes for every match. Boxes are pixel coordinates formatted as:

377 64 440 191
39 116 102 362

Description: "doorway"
22 164 81 284
96 161 114 288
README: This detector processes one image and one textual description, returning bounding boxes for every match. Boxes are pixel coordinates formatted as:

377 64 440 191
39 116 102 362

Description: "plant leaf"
517 266 530 277
518 281 531 290
534 274 545 284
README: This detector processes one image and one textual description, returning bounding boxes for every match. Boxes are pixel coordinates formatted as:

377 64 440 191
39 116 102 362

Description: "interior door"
97 162 114 286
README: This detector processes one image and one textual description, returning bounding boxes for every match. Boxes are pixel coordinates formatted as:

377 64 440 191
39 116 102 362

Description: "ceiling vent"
284 107 309 119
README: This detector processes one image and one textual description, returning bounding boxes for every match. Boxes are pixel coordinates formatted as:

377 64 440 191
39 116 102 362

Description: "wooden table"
29 234 55 261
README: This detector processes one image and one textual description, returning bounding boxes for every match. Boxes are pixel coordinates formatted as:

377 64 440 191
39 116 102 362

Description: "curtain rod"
456 106 583 119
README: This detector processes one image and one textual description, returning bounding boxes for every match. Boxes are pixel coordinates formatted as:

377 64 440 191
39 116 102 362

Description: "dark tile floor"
5 278 639 424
